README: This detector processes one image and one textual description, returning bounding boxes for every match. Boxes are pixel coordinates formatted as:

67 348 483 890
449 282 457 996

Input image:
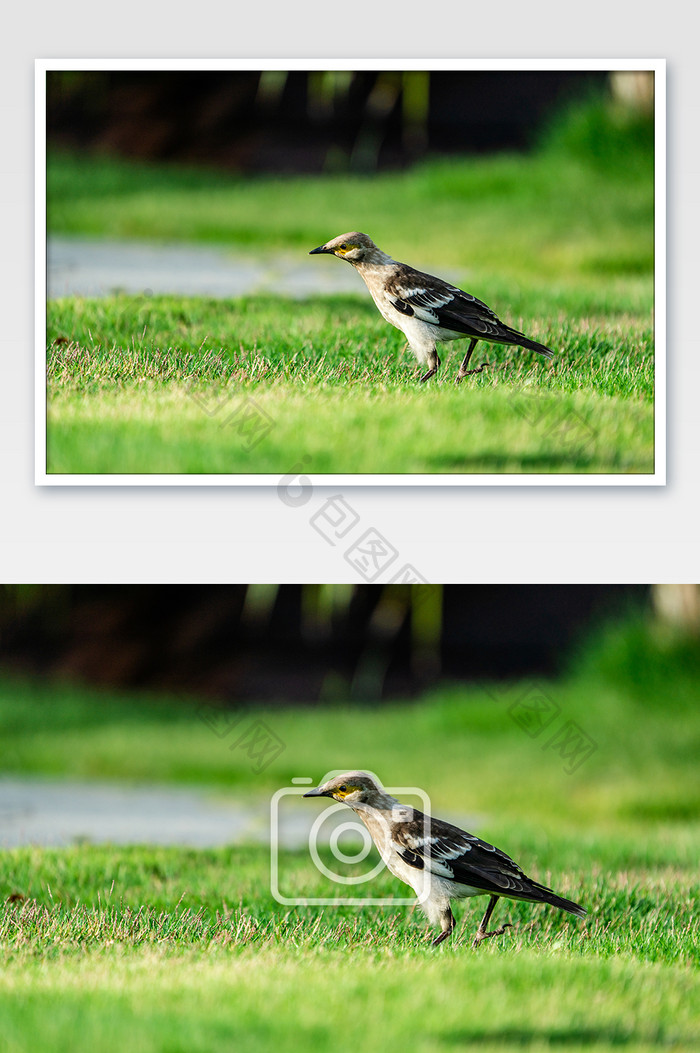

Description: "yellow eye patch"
334 784 357 798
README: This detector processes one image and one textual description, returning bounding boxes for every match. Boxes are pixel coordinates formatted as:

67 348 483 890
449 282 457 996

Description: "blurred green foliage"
46 97 654 285
568 611 700 711
0 610 696 828
538 95 655 176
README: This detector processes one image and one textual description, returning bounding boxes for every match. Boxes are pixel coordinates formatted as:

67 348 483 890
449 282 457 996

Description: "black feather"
397 847 424 869
385 267 553 357
392 812 585 916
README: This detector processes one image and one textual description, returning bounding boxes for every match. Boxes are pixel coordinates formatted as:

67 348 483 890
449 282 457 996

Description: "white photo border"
36 57 666 486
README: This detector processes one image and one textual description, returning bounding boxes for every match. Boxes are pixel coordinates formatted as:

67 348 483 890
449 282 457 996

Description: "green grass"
45 99 656 475
46 97 654 283
1 614 698 1051
1 839 697 1053
46 290 654 475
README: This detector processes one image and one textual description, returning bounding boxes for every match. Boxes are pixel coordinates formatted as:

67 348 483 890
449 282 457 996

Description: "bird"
309 232 553 383
304 771 586 948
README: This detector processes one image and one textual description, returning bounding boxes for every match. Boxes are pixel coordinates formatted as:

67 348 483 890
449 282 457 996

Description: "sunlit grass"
1 838 697 1052
1 609 697 1052
45 98 655 477
46 292 654 475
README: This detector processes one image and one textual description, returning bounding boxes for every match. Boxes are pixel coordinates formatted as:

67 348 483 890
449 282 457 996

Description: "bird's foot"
419 367 438 383
471 922 512 949
456 361 496 382
431 929 453 947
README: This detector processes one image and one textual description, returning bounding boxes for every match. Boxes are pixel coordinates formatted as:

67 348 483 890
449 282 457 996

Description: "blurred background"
0 584 697 853
47 69 653 174
45 67 656 298
0 583 656 700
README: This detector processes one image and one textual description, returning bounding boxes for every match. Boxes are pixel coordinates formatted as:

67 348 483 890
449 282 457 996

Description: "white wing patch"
401 830 476 877
387 285 459 328
396 287 455 309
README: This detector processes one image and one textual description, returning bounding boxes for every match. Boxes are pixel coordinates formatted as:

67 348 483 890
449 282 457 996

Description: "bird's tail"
530 882 587 918
502 326 554 359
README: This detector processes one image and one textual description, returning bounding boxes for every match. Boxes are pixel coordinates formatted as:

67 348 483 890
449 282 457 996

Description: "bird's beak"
309 244 330 255
303 786 332 798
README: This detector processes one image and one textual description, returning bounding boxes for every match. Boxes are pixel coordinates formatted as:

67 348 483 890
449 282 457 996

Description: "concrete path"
0 776 475 852
0 777 266 848
0 776 372 851
47 236 363 300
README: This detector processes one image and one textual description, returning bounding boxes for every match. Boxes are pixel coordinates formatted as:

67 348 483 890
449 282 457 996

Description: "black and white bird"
304 771 586 948
309 232 553 383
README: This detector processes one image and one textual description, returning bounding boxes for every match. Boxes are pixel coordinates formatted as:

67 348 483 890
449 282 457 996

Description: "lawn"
1 840 697 1053
46 290 653 475
44 99 656 476
0 615 698 1051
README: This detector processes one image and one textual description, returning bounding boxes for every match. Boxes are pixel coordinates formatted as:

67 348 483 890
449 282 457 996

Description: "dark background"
46 70 612 173
0 585 649 701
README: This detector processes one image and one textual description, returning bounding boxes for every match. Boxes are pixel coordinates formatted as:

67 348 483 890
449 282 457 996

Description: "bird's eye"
339 785 347 792
339 243 347 250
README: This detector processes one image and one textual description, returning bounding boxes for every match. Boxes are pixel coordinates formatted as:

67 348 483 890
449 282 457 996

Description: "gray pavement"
47 236 364 300
0 776 266 848
0 776 476 852
0 776 374 851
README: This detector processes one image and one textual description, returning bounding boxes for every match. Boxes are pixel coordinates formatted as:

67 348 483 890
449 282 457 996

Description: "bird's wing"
392 813 540 899
385 267 507 340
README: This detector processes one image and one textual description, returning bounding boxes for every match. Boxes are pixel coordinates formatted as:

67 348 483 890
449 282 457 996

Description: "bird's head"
309 232 389 265
303 770 393 808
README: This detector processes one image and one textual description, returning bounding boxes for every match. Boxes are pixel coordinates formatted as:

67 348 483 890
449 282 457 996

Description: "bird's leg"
472 895 512 949
455 338 479 382
431 907 455 947
457 340 509 380
419 350 441 384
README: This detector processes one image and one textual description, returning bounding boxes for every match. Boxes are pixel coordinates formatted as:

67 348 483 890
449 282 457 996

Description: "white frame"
36 58 666 486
